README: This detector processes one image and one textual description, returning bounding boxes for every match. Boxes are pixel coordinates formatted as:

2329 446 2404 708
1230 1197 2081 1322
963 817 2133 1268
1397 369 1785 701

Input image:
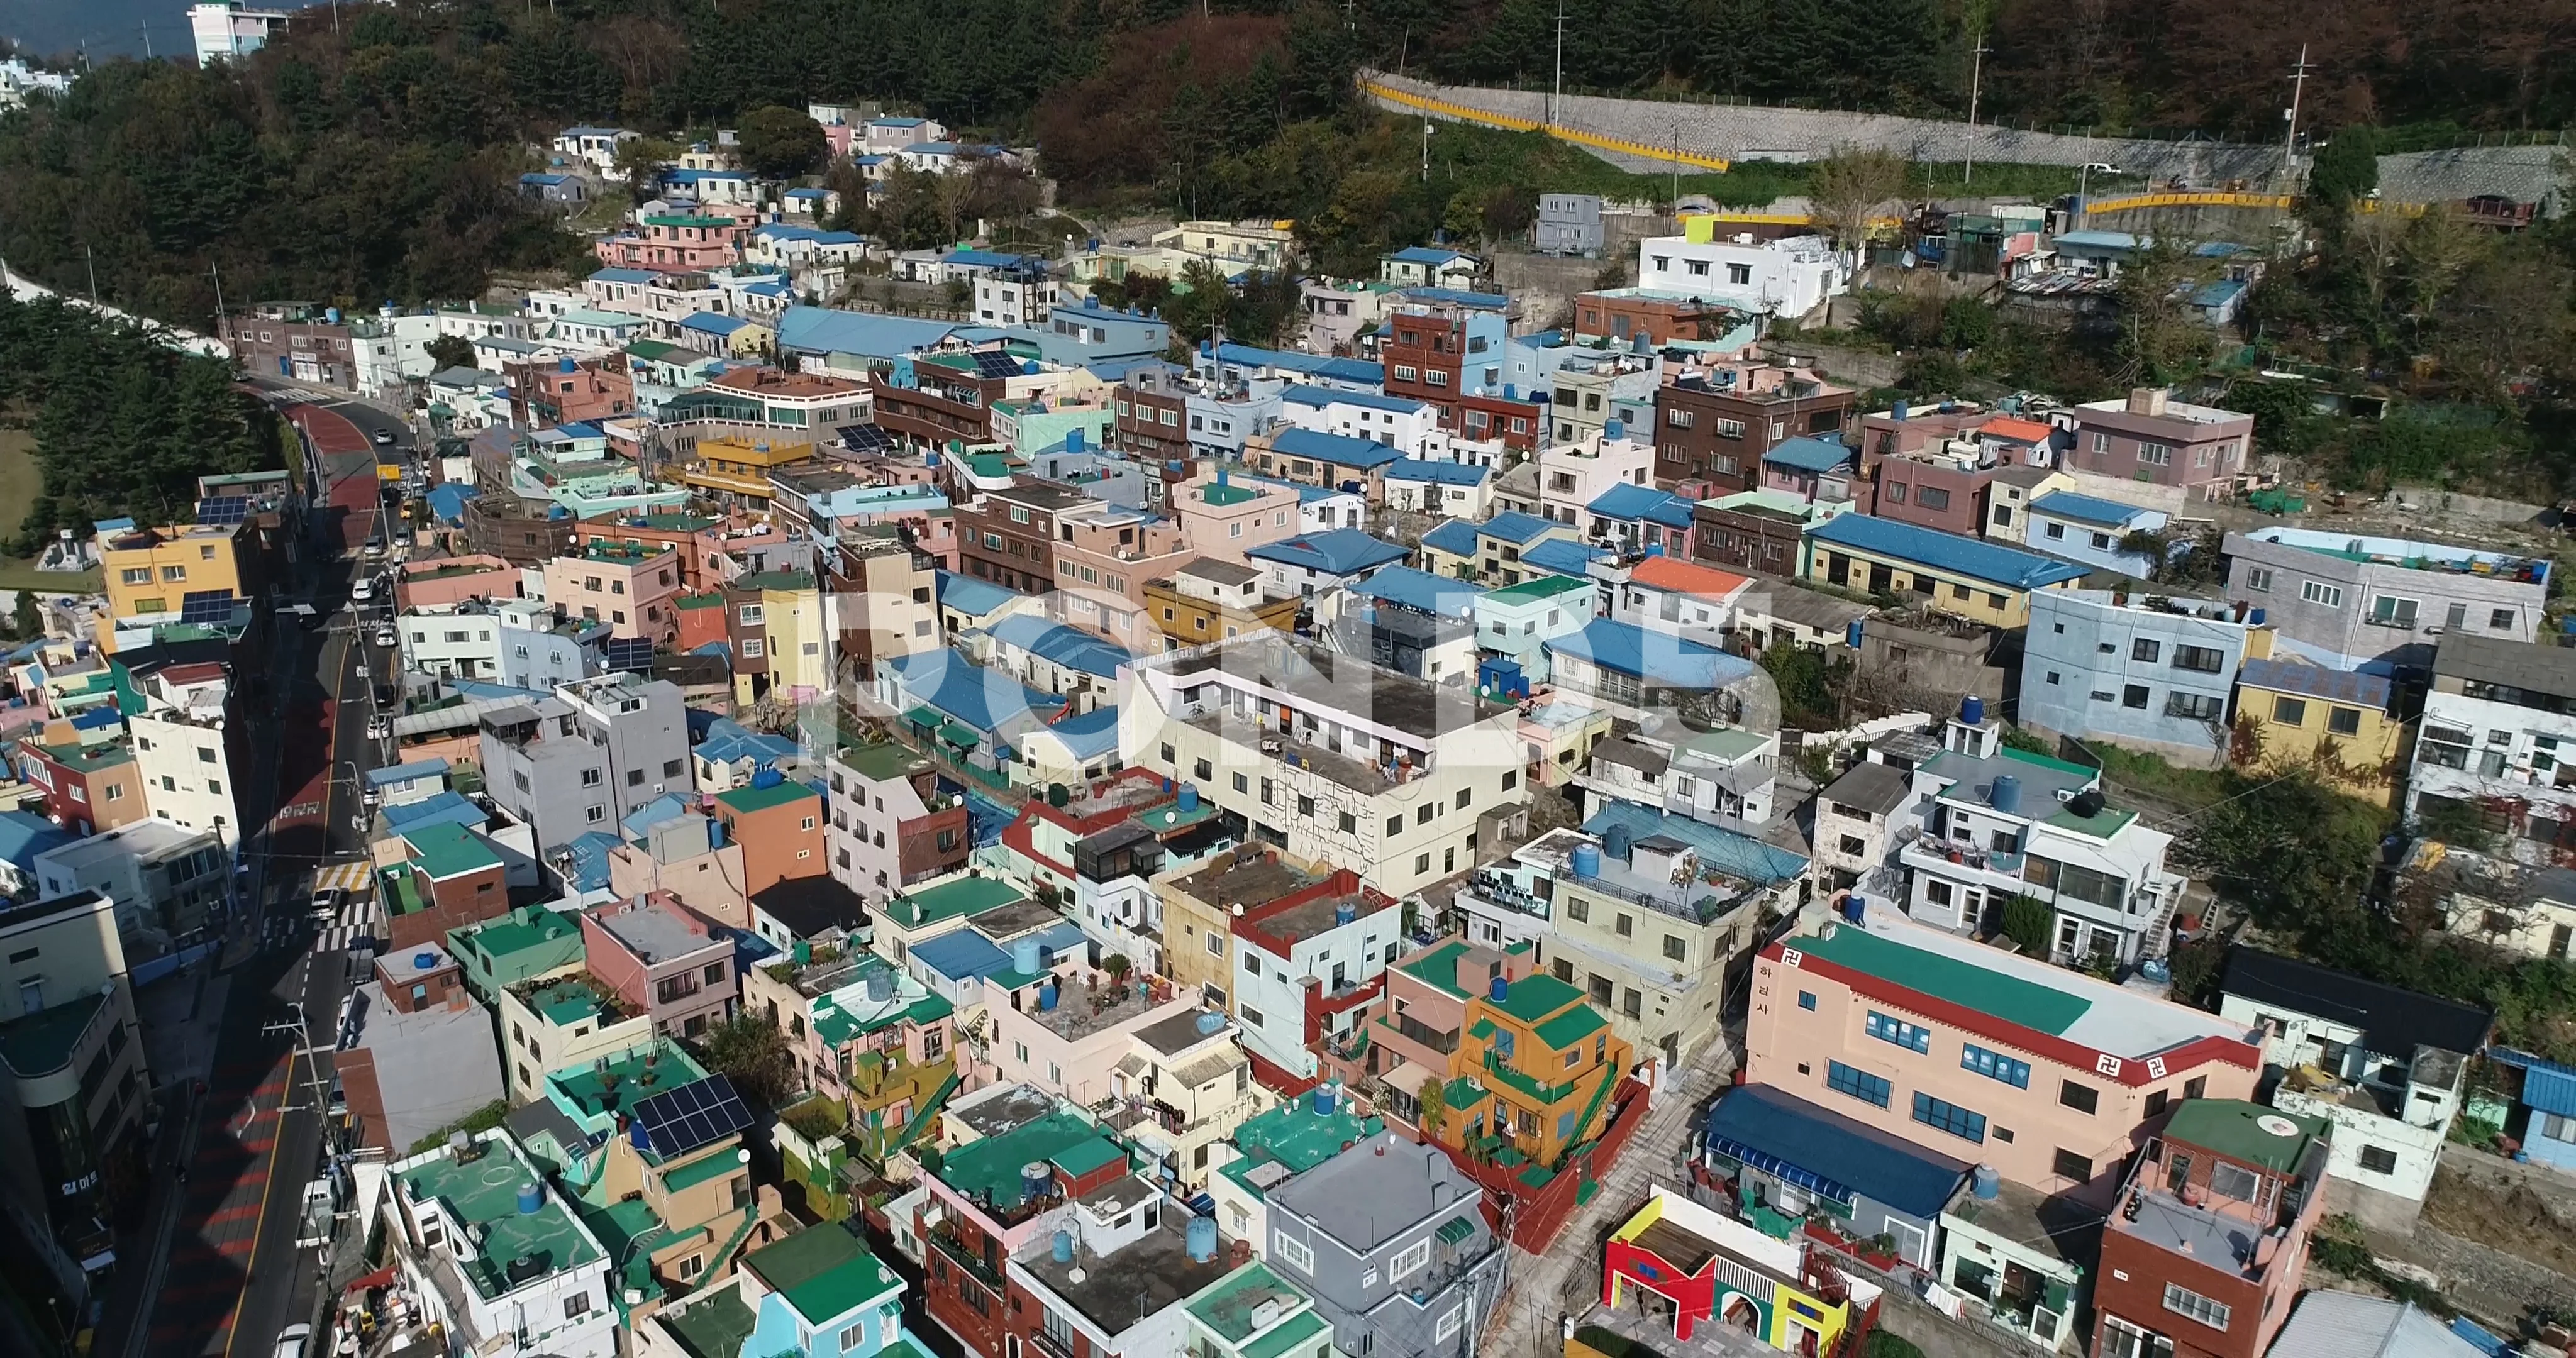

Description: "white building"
400 605 506 682
550 125 641 174
974 273 1059 327
1231 883 1400 1081
384 1132 618 1358
129 666 245 847
1538 423 1656 526
2408 632 2576 868
189 1 292 66
2220 949 2493 1208
1276 386 1441 457
1636 230 1849 319
1811 756 1918 892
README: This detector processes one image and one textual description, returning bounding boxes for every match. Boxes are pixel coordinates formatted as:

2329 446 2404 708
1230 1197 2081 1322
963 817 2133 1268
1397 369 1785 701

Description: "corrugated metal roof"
2028 491 2157 527
1807 514 2089 591
2236 659 2391 708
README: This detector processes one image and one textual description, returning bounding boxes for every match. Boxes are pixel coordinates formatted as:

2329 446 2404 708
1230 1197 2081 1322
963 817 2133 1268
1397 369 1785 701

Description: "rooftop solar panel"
603 636 655 673
972 349 1026 380
631 1075 753 1157
179 590 237 624
836 423 892 453
196 496 250 526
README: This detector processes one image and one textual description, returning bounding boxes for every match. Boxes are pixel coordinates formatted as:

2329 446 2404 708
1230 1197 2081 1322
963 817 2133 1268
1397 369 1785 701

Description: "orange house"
711 779 826 895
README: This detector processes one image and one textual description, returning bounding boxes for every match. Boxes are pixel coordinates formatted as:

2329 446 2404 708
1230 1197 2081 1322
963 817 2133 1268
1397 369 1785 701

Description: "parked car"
275 1323 313 1358
309 888 344 922
349 576 376 604
372 626 398 649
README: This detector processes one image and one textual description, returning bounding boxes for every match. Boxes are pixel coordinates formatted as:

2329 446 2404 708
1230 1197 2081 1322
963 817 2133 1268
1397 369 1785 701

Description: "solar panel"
835 423 892 453
631 1074 753 1157
603 636 654 673
179 589 236 624
196 496 250 526
971 349 1026 380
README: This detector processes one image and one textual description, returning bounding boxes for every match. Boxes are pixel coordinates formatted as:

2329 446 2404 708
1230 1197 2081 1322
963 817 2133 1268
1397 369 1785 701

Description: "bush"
1997 894 2054 956
408 1099 508 1154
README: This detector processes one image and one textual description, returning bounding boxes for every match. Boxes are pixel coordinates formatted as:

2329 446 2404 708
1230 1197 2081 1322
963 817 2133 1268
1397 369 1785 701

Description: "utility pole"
1670 121 1681 206
1550 0 1566 128
1963 30 1990 185
1421 120 1435 182
210 261 228 342
2282 43 2311 181
83 244 99 304
141 20 152 60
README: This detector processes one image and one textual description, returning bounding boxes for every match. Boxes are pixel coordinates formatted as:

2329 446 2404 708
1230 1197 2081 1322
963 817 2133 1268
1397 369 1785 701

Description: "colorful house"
1430 971 1631 1177
1596 1186 1883 1355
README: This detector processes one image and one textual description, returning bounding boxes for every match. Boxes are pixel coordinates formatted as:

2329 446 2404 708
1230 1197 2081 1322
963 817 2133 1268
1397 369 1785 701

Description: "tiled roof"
2235 659 2391 708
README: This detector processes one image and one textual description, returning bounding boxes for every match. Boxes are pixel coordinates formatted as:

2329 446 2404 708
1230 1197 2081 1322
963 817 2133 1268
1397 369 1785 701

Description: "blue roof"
984 614 1133 680
1271 426 1404 470
1358 565 1484 620
621 792 694 841
2489 1048 2576 1117
2053 229 2141 251
562 125 628 138
379 792 487 837
1281 384 1427 416
755 224 863 246
2028 491 2157 527
1245 527 1408 577
680 312 753 336
1585 483 1696 529
0 811 71 870
887 649 1067 734
1388 246 1472 266
2236 659 2392 708
1042 706 1121 761
1211 343 1382 387
2189 278 2249 309
364 759 450 788
869 116 929 128
784 187 828 199
908 929 1012 981
1703 1084 1968 1219
1384 460 1490 487
1522 538 1609 578
591 268 656 285
660 167 748 184
775 305 958 360
1807 514 2089 590
1419 520 1481 557
936 569 1026 618
1582 802 1810 885
1548 619 1755 688
1478 511 1561 546
560 830 625 893
696 717 801 769
1762 436 1855 473
943 248 1038 269
1397 287 1509 309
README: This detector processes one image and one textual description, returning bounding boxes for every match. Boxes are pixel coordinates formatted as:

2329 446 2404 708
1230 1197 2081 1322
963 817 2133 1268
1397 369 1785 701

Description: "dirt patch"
2423 1160 2576 1276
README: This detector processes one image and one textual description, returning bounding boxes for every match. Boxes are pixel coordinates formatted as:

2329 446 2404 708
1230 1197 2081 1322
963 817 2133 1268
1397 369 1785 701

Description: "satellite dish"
2256 1115 2301 1138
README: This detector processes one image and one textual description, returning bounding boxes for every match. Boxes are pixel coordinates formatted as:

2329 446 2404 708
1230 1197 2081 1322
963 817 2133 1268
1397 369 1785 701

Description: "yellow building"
731 570 828 705
2231 658 2410 805
1591 1186 1878 1356
679 436 814 509
1801 513 2085 629
99 522 249 621
1432 971 1628 1169
1141 560 1302 653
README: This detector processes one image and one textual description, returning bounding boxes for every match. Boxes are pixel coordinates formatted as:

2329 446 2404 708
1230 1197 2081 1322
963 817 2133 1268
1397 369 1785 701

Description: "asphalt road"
114 394 408 1358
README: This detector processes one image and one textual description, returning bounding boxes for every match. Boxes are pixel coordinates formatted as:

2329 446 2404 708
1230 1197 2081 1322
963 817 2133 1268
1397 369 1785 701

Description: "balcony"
1900 834 2026 881
1463 869 1548 917
928 1224 1008 1293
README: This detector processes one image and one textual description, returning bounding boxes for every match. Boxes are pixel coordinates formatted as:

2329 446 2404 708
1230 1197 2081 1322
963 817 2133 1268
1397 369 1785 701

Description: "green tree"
735 105 830 180
1806 145 1911 253
1997 894 2053 955
2306 124 2380 218
424 334 476 372
1416 1072 1447 1140
693 1015 797 1108
2177 771 2390 941
11 591 42 641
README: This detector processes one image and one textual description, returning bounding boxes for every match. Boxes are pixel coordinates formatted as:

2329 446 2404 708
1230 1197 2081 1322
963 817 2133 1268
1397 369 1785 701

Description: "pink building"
1052 505 1191 645
1170 467 1301 566
974 959 1201 1107
1745 912 2263 1197
396 555 520 612
593 214 747 273
541 541 684 644
580 890 737 1039
1317 936 1533 1132
2058 389 2255 500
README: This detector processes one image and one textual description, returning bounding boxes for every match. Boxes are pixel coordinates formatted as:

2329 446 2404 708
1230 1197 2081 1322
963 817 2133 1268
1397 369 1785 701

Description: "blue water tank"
1311 1085 1337 1117
1604 417 1625 440
709 818 728 849
1845 619 1865 649
1644 543 1663 557
1972 1165 2001 1200
1894 399 1909 421
1037 982 1058 1011
1989 773 2021 815
1194 1010 1226 1035
413 951 438 971
926 451 942 468
518 1182 544 1214
1962 695 1986 726
1022 1162 1053 1203
1334 902 1358 927
1178 783 1200 812
1066 428 1084 453
1504 383 1518 400
559 357 577 374
1215 465 1230 489
1569 843 1602 878
1013 937 1043 975
1841 893 1866 924
1185 1215 1219 1263
326 306 342 325
2248 607 2266 626
750 767 785 789
1489 974 1511 1002
630 1118 652 1151
1602 824 1635 861
1052 1230 1075 1263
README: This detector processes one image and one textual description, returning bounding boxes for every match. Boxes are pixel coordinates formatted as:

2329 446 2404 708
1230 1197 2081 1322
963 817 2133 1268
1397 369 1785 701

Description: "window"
1911 1091 1987 1142
2300 580 2343 608
2166 692 2224 720
2123 685 2149 709
565 1293 592 1320
2243 566 2273 592
1662 934 1687 961
1884 483 1908 504
1436 1303 1467 1342
2162 1283 2231 1331
2328 706 2362 736
2045 522 2066 540
2058 1080 2099 1114
1865 1012 1931 1053
2270 696 2307 726
838 1323 867 1350
1339 812 1357 834
1388 1238 1431 1281
1241 1005 1265 1028
1915 485 1951 511
737 604 765 626
2207 1160 2260 1202
1387 814 1404 836
2137 441 2172 466
2171 644 2224 673
1960 1044 2031 1088
2370 595 2419 627
1798 991 1817 1010
2052 1148 2093 1182
2358 1144 2399 1174
1826 1061 1890 1108
1274 1232 1313 1274
2131 638 2162 662
2492 608 2519 631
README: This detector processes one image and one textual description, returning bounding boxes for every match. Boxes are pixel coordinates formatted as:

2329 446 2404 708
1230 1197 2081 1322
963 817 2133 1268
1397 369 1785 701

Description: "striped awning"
1704 1128 1857 1210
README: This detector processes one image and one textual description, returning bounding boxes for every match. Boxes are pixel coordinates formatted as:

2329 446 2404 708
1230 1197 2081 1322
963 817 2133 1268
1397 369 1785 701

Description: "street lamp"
1421 121 1435 182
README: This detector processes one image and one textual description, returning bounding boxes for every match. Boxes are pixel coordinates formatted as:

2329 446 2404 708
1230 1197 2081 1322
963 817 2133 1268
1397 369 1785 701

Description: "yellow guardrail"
1361 79 1735 173
2082 191 2293 215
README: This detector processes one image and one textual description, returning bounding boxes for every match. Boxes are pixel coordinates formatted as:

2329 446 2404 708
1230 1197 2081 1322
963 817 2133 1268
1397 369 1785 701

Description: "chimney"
2127 387 2169 418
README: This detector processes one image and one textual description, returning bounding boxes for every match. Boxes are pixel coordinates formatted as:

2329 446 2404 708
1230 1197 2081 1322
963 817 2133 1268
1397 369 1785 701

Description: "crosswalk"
315 892 379 954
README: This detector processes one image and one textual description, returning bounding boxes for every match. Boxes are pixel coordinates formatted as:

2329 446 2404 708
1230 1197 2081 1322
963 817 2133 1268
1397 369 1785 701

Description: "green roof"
625 339 686 363
1443 1076 1485 1110
1483 973 1586 1025
1229 1101 1383 1176
1789 925 2093 1036
675 592 728 610
838 739 931 782
660 1148 743 1193
715 780 819 815
452 907 584 986
1483 573 1589 603
1051 1136 1130 1177
2044 805 2140 839
521 976 618 1027
1241 1310 1330 1358
2000 744 2099 780
743 1226 900 1325
1188 1262 1314 1344
1434 1214 1477 1245
1532 1003 1609 1050
2165 1100 2328 1174
0 991 105 1077
405 820 504 879
936 720 982 748
937 1111 1123 1205
1199 483 1263 507
1685 727 1769 763
549 1040 707 1122
1399 942 1477 998
396 1140 602 1298
658 1286 755 1358
964 453 1013 479
891 875 1025 927
642 214 730 228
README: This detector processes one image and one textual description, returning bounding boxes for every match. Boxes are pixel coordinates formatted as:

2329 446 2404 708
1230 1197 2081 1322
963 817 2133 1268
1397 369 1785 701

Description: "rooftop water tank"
1841 893 1866 924
750 767 786 789
413 951 439 971
518 1182 544 1214
1972 1165 2001 1200
1013 937 1043 975
710 818 728 849
1311 1085 1337 1117
1604 417 1625 440
1569 843 1602 878
1185 1215 1219 1263
1066 428 1084 453
2248 607 2266 626
1052 1230 1075 1264
926 451 942 468
630 1118 652 1151
1179 783 1202 813
1037 981 1059 1011
560 356 577 373
866 968 894 1002
1894 398 1909 421
1845 619 1864 649
1194 1010 1227 1035
1602 824 1635 861
1489 974 1510 1002
1333 902 1358 927
1022 1163 1053 1203
1989 773 2021 815
1962 695 1986 726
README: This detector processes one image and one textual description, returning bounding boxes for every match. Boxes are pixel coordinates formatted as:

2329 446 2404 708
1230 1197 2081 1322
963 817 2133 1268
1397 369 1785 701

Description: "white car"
349 577 376 604
275 1323 313 1358
308 888 343 922
372 626 399 649
367 715 391 741
373 430 394 446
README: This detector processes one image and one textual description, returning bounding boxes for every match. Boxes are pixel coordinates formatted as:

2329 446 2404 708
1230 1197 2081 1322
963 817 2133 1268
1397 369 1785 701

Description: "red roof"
1631 555 1752 598
1982 416 2055 443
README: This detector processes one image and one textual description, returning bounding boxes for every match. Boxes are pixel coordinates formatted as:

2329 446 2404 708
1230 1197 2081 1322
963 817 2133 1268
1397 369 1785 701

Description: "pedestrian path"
314 892 378 954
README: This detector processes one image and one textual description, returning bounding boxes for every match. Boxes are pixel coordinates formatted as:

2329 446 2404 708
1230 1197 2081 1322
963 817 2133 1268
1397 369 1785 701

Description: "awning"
1435 1215 1477 1245
936 720 981 747
901 704 941 728
1706 1127 1858 1210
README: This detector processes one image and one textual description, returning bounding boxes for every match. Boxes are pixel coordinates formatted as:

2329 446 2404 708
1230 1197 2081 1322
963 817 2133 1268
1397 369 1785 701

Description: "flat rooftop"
1941 1176 2096 1269
1160 631 1511 740
1018 1215 1234 1335
1131 1007 1232 1057
1246 892 1393 951
1017 978 1165 1042
397 1139 601 1298
590 898 721 964
2233 525 2548 583
948 1083 1059 1140
1168 851 1324 910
